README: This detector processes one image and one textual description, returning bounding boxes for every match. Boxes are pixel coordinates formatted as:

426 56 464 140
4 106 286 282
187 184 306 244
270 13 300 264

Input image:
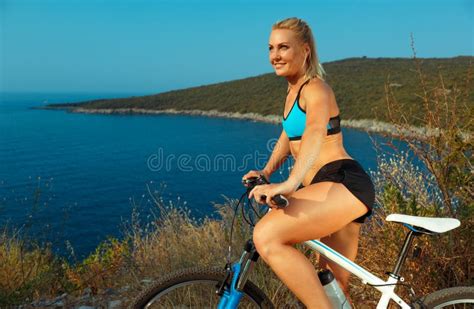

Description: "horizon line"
2 54 472 95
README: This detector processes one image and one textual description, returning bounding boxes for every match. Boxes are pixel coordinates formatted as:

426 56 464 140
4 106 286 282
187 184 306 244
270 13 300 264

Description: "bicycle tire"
415 286 474 308
131 266 274 309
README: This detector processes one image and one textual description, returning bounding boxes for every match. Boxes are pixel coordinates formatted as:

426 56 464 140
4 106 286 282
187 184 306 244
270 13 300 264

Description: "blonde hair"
272 17 326 81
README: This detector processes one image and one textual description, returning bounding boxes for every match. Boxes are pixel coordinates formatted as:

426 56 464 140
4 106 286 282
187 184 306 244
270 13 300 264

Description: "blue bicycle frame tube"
217 263 244 309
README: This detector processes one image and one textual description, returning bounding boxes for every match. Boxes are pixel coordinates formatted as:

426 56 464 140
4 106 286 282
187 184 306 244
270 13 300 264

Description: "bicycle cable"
241 193 257 227
247 194 264 222
226 190 248 265
367 282 417 299
226 185 266 265
226 178 270 265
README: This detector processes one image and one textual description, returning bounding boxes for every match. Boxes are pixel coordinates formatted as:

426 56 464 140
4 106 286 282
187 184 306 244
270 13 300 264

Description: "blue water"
0 92 381 258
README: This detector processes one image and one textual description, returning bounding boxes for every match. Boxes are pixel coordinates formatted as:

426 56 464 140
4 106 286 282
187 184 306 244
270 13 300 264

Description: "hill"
46 56 473 125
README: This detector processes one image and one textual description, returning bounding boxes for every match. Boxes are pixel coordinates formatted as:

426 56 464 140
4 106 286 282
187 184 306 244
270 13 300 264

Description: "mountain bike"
132 175 474 308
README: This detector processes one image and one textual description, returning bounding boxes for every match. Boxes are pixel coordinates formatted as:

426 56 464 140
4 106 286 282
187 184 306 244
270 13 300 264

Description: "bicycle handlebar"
242 175 289 208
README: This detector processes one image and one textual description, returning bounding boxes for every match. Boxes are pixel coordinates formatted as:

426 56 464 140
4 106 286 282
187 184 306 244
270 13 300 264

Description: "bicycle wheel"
131 266 274 309
416 286 474 308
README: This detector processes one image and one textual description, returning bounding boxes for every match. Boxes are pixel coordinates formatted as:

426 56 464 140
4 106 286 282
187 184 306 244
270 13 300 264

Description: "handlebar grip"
272 195 289 208
260 194 289 208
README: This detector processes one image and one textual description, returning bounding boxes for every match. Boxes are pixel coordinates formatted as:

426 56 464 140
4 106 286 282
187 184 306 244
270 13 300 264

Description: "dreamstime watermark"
146 138 284 173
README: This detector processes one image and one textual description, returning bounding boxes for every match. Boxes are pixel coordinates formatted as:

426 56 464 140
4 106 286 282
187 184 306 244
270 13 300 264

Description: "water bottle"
318 269 352 309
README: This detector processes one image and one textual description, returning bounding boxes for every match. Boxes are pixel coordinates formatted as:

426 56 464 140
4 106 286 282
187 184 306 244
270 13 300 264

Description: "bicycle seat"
386 214 460 234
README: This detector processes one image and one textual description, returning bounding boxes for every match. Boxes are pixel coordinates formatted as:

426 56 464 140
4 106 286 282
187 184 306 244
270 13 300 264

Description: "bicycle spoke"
143 280 261 308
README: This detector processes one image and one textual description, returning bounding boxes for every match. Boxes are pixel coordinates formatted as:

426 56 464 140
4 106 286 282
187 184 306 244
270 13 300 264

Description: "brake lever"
242 176 289 208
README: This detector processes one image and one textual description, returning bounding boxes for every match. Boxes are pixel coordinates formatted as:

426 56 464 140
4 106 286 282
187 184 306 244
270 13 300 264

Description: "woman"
243 17 375 308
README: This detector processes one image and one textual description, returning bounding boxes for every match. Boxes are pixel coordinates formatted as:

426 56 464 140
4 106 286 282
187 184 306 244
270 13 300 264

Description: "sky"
0 0 472 94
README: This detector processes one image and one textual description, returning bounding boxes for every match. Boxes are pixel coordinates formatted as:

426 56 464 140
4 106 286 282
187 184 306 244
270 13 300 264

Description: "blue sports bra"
282 79 341 141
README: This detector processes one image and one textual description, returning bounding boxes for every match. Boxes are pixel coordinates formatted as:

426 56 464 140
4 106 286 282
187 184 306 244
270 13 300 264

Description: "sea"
0 92 382 258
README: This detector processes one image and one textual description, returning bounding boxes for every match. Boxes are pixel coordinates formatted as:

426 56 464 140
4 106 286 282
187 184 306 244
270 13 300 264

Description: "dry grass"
0 228 67 305
352 151 473 307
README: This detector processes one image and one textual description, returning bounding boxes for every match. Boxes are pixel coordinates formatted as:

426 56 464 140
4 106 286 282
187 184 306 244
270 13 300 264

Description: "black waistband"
314 159 360 178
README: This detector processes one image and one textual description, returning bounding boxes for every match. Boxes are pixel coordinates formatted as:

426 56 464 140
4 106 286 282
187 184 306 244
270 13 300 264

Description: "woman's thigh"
254 182 368 245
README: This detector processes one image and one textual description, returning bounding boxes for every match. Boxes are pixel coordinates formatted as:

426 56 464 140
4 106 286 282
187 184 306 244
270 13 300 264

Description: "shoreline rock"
43 106 393 132
41 106 471 140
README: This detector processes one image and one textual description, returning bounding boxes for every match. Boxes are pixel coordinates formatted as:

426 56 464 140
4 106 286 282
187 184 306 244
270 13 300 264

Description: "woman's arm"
284 82 331 190
242 130 290 180
262 130 292 178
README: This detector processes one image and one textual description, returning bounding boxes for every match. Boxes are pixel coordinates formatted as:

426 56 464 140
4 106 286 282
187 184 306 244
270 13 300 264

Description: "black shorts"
298 159 375 224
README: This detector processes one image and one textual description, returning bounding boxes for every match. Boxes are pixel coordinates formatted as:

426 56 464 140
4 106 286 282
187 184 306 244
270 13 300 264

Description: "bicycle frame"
218 235 414 309
304 239 410 308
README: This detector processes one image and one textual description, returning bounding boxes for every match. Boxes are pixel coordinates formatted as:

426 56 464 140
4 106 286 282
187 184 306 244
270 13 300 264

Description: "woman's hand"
242 170 270 184
248 181 295 208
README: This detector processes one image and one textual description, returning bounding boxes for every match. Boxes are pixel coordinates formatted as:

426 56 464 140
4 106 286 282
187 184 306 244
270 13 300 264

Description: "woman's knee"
253 220 284 259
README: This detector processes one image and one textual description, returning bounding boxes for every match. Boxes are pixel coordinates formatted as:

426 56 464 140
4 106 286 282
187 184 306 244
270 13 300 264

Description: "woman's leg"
320 222 361 301
252 182 368 309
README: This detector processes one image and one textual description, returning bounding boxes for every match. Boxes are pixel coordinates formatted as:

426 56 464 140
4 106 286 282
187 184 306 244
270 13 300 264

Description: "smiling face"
268 29 309 78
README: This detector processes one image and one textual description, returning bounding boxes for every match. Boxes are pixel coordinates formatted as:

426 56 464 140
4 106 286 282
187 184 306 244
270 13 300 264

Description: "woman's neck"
286 74 309 92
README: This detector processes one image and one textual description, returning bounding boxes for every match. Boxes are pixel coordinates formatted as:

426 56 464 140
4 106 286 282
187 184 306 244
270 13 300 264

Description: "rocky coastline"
43 106 407 135
41 105 461 140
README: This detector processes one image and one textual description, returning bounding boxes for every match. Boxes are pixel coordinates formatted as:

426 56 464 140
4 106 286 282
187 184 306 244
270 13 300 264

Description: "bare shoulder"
300 78 334 108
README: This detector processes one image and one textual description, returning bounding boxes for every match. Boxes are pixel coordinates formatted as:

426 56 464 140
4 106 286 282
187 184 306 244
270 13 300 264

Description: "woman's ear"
304 44 311 60
305 43 311 57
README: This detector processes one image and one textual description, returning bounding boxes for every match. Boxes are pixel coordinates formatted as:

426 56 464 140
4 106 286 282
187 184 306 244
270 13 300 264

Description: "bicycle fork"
217 239 259 309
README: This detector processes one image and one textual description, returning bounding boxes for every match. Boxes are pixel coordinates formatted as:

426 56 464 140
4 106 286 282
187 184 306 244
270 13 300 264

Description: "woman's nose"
270 50 280 62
